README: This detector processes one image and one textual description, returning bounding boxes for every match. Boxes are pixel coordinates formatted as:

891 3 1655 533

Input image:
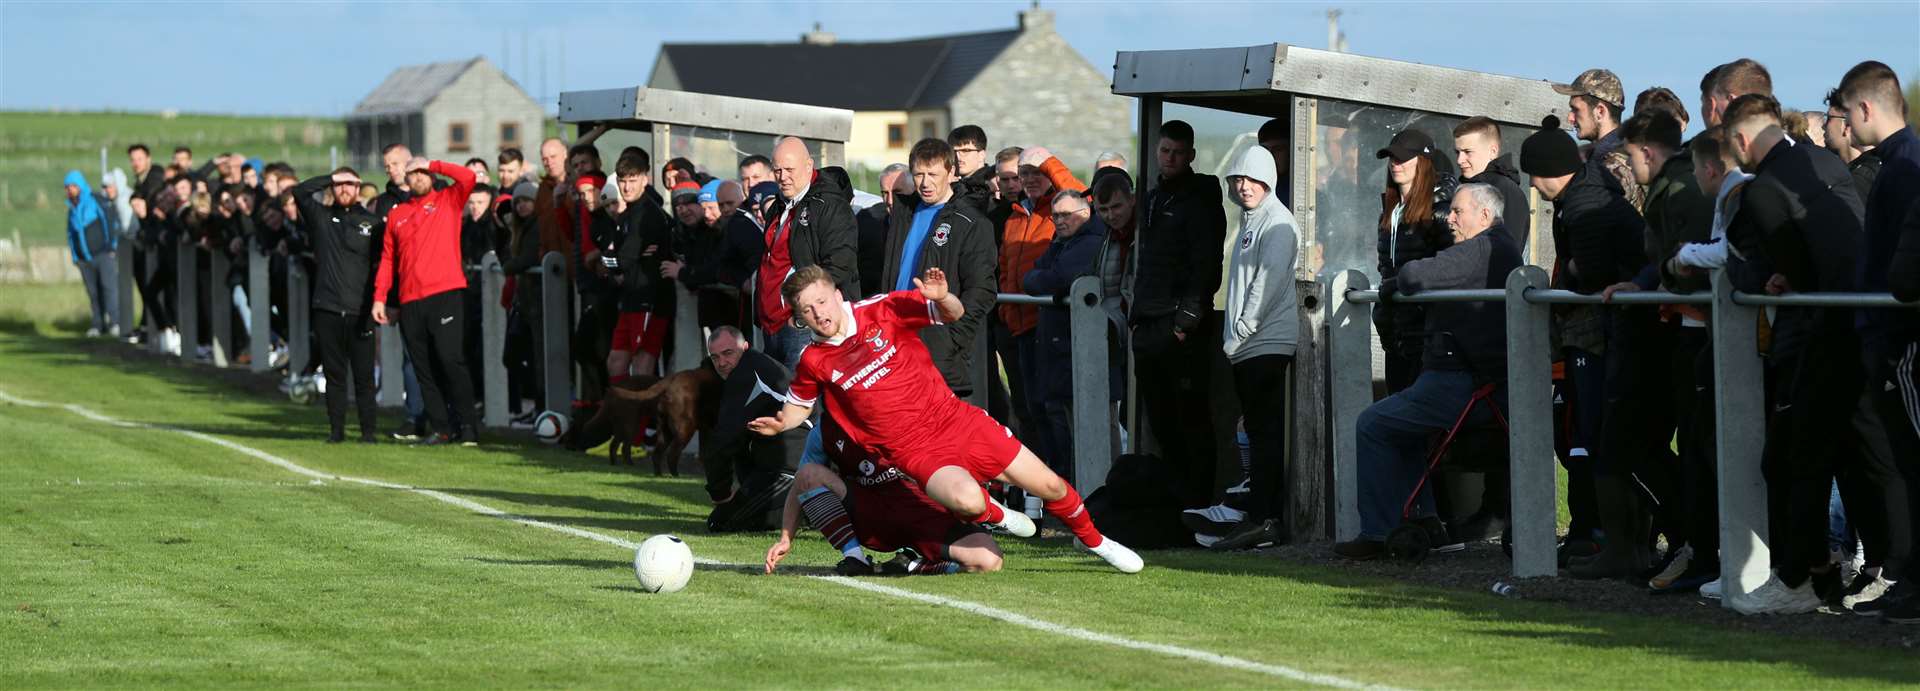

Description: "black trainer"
1333 538 1386 560
1416 516 1465 553
460 426 480 448
1885 594 1920 625
833 555 874 577
326 432 346 444
1852 579 1914 617
1210 518 1282 551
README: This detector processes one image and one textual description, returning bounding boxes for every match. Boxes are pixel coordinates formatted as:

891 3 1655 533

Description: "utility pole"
1326 9 1348 53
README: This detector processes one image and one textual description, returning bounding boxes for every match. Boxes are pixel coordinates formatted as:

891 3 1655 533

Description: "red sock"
610 374 629 386
1045 485 1102 547
970 485 1006 525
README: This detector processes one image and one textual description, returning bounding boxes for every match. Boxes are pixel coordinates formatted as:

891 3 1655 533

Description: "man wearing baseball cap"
1554 68 1646 212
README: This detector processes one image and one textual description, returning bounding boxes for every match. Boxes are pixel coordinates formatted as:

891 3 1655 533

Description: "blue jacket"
64 170 116 263
1022 216 1107 402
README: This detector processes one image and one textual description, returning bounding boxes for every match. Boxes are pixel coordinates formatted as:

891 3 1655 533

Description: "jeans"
1357 370 1500 540
764 323 811 372
77 252 119 332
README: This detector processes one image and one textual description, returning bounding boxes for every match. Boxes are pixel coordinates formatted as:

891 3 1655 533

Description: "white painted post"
481 253 508 427
1067 276 1112 493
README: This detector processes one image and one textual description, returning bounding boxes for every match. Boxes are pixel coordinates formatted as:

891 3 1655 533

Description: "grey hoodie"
1222 147 1299 363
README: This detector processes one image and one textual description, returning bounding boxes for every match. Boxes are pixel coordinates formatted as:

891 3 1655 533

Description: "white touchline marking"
0 388 1399 691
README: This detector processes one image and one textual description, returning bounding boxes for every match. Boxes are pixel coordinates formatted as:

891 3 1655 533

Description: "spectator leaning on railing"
1021 188 1103 483
1336 183 1523 560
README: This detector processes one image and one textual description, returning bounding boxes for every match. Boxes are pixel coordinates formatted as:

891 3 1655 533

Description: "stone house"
646 8 1130 172
345 57 544 171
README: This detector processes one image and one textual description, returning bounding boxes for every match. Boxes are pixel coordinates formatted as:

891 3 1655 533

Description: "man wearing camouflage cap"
1555 68 1647 212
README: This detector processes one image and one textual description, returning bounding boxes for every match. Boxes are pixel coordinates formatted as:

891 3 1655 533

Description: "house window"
499 122 520 149
921 119 938 141
887 123 906 149
447 122 471 152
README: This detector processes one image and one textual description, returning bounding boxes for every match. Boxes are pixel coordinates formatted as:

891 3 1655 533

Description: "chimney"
1018 2 1052 31
801 22 836 46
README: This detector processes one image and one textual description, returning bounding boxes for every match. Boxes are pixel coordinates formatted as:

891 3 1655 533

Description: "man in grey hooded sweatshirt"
1209 146 1301 551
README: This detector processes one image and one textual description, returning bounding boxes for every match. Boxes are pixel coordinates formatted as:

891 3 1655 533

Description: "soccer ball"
634 534 694 594
533 411 568 445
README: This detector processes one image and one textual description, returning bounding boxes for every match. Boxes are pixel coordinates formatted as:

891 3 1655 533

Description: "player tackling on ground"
765 411 1004 576
748 265 1143 573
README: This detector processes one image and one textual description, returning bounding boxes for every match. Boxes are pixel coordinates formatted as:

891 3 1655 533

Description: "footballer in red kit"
764 412 1002 576
749 265 1143 573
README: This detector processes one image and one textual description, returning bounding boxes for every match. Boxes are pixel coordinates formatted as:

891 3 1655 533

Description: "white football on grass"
634 535 694 594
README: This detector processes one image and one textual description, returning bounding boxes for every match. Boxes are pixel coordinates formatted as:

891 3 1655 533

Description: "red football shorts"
892 403 1023 486
611 311 667 357
847 482 985 557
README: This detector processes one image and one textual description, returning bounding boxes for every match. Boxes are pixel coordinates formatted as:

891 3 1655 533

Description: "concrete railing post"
208 249 232 367
1711 270 1770 611
176 245 198 361
248 244 271 372
1066 276 1112 493
377 323 404 407
669 282 701 374
115 244 134 337
1505 266 1556 578
540 252 572 414
1324 270 1371 542
287 261 311 377
481 253 508 428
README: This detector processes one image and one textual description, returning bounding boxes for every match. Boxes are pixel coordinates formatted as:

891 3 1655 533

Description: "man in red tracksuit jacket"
373 158 480 446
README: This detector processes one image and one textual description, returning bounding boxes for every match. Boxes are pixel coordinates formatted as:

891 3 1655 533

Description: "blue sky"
2 1 1913 120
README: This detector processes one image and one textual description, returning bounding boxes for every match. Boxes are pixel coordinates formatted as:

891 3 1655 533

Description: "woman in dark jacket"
1373 129 1456 393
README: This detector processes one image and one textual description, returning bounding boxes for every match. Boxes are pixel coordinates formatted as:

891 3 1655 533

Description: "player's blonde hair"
781 265 835 310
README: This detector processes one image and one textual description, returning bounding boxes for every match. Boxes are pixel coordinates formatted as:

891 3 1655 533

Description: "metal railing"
1325 265 1919 611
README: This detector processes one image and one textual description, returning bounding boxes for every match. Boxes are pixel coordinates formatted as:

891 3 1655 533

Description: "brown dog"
579 366 722 475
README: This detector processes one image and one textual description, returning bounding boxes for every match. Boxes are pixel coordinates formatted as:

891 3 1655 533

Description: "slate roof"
351 58 481 117
654 29 1019 111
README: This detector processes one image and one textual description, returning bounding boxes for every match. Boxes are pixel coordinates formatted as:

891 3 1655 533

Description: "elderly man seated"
1335 183 1524 560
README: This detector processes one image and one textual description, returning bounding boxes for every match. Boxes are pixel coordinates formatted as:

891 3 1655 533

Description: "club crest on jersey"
835 439 846 452
932 223 951 247
858 460 875 477
1240 230 1253 250
357 221 373 236
863 326 887 352
798 207 810 227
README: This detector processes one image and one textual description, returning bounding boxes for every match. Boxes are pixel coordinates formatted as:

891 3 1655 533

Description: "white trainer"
1648 545 1693 589
1843 575 1894 609
986 498 1036 538
1731 573 1821 615
1077 537 1144 574
1700 578 1723 599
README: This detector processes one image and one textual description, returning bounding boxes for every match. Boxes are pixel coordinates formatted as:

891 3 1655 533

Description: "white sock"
842 544 868 563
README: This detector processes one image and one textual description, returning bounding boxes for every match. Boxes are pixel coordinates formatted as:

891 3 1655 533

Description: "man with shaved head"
756 136 858 368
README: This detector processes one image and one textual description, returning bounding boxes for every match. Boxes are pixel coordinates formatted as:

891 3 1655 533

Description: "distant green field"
0 111 348 249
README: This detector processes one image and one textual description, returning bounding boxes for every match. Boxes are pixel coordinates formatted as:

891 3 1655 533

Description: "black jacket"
1392 225 1524 382
1848 148 1884 202
1860 127 1920 346
1463 156 1532 250
1635 151 1714 295
500 213 544 311
1891 199 1920 304
292 175 383 315
704 350 800 502
772 166 860 299
1724 138 1863 358
1550 165 1646 294
612 192 673 313
1374 182 1455 352
1131 170 1226 335
855 202 889 297
879 191 998 394
1023 217 1108 401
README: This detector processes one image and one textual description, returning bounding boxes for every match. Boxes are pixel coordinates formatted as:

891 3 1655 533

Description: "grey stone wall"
949 27 1132 175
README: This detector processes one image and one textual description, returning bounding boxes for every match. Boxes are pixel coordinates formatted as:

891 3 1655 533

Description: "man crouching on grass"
748 265 1143 573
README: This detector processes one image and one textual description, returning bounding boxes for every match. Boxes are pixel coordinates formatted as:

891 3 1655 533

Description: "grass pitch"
0 299 1914 688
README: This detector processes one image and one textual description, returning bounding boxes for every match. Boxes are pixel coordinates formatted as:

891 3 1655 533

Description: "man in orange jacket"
996 145 1085 471
373 157 480 446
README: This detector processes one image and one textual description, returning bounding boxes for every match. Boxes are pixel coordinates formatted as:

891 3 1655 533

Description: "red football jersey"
788 291 961 457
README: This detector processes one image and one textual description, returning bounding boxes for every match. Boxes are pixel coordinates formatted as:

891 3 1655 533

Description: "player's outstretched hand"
747 416 782 437
914 267 949 302
764 537 791 574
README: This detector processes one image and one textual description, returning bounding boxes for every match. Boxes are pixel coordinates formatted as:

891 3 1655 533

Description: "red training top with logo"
788 291 958 457
374 160 476 304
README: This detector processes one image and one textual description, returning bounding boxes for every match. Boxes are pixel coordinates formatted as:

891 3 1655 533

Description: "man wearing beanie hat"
1521 114 1651 578
665 178 762 333
1555 68 1646 212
